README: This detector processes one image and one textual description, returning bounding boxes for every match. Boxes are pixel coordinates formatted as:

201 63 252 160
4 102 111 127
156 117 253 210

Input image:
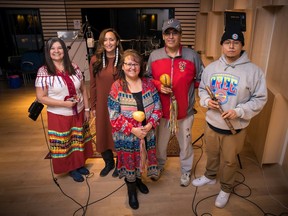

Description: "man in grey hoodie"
192 28 267 208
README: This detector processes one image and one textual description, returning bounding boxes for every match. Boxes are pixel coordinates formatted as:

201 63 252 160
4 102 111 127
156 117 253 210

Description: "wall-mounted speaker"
225 11 246 32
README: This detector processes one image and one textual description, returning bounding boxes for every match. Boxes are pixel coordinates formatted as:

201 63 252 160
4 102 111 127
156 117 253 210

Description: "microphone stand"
66 34 78 54
66 29 87 81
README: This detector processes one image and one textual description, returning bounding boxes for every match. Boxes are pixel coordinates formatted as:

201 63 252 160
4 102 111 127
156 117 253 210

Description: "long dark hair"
44 37 75 76
119 49 144 92
93 28 123 77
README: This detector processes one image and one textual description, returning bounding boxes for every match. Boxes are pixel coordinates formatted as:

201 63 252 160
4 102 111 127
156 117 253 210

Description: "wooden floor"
0 80 288 216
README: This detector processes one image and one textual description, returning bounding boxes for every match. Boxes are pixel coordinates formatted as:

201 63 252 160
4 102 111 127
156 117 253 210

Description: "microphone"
84 16 95 62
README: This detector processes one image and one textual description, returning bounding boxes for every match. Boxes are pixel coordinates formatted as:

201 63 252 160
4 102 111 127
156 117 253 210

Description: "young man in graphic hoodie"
192 29 267 208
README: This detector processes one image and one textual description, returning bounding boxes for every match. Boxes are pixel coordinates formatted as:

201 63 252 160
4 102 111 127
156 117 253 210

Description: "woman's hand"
142 122 153 133
91 109 96 117
84 111 90 122
64 100 77 108
131 127 147 139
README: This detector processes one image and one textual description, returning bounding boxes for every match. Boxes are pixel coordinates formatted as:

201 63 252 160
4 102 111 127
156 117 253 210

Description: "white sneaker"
192 175 216 187
180 173 191 187
215 190 230 208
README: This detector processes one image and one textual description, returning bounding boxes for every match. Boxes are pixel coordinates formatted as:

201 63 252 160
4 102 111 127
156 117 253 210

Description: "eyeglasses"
223 40 242 46
163 31 179 37
124 62 140 68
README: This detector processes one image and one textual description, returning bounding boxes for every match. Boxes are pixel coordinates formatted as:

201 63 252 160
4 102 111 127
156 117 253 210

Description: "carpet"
45 109 205 159
44 133 205 159
44 135 180 159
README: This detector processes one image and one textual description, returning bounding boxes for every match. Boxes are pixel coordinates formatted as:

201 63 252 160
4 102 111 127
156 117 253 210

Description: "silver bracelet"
85 108 90 112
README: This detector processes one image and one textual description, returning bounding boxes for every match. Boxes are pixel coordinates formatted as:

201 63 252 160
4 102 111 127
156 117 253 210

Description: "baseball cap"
220 29 245 46
162 18 182 33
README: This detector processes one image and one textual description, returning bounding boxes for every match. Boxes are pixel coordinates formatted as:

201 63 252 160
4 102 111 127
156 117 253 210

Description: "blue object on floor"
8 75 21 89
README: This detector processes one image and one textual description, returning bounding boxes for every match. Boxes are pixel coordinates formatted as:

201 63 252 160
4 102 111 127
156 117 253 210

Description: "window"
7 9 43 54
81 8 173 57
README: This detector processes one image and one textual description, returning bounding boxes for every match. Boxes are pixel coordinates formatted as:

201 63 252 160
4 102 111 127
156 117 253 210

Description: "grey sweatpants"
156 115 194 174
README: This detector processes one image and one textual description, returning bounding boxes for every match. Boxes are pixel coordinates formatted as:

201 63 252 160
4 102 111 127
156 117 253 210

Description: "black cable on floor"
190 134 288 216
40 113 127 215
73 182 126 215
233 171 288 216
40 111 288 215
40 113 88 216
190 133 207 216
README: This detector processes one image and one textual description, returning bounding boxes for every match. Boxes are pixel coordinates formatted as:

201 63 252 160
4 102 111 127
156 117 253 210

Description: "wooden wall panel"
212 0 234 11
262 93 288 164
40 6 68 39
242 9 253 55
200 0 213 12
234 0 253 9
266 6 288 100
246 5 288 166
175 6 199 47
195 13 207 52
205 12 223 58
247 88 273 164
249 7 274 75
282 130 288 177
247 85 288 165
262 0 288 6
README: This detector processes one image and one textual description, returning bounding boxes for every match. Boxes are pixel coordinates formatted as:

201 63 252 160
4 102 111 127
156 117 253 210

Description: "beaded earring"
114 47 119 67
102 51 106 68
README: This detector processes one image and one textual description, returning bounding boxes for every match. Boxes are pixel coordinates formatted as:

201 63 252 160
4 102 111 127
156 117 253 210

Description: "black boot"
125 179 139 209
100 150 115 177
112 157 119 178
136 178 149 194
